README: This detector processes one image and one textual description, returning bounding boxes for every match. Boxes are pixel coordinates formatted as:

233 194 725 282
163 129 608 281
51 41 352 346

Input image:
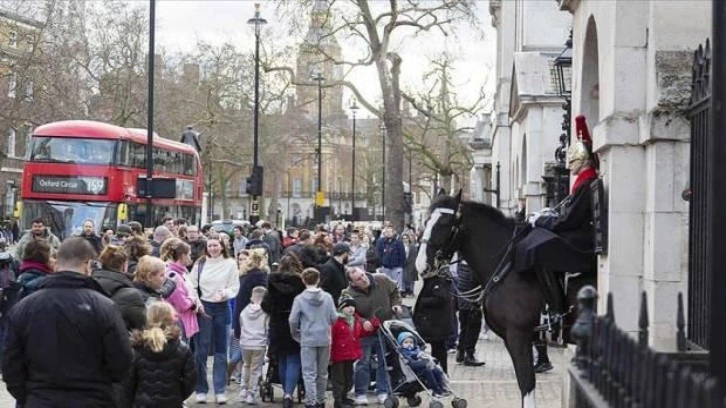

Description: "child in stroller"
397 332 450 397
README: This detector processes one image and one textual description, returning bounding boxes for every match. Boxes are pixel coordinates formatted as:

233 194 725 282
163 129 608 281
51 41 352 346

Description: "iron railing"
687 40 712 351
569 287 714 408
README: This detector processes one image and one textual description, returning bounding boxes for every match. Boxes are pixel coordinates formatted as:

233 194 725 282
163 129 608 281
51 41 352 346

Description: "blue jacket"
376 236 406 269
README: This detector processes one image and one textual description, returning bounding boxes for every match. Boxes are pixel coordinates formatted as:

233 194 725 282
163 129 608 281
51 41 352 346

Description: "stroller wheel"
383 396 399 408
407 395 423 407
451 398 468 408
429 401 444 408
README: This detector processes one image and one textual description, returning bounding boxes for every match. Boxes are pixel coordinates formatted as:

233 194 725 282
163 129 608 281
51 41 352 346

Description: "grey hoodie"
289 288 338 347
239 304 269 350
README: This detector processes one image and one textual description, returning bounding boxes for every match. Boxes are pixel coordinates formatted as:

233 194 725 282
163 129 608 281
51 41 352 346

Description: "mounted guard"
505 115 599 318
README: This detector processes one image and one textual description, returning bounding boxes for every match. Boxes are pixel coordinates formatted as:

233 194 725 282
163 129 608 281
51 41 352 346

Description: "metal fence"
687 40 712 351
568 287 715 408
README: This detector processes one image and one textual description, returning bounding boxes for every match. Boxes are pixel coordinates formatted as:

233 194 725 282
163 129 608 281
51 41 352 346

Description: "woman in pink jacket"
161 237 201 340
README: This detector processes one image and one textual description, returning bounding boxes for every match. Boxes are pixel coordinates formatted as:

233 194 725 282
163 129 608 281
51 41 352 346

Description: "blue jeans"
195 301 231 394
355 335 389 397
382 267 403 291
278 351 301 396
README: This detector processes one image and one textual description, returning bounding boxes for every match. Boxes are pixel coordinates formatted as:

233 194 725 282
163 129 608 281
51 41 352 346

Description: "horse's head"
415 190 463 275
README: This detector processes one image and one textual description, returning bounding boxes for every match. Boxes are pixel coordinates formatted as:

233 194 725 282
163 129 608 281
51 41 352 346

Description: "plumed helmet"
567 115 597 167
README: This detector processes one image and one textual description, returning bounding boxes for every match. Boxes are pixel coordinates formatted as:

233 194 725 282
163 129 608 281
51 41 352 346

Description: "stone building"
558 0 708 350
484 0 711 352
484 0 572 216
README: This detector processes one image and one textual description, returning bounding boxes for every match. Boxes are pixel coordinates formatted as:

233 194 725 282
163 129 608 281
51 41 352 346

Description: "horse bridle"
420 205 464 273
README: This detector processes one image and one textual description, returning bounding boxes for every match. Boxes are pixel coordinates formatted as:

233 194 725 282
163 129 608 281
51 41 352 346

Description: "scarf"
571 167 598 193
20 260 53 275
338 311 354 329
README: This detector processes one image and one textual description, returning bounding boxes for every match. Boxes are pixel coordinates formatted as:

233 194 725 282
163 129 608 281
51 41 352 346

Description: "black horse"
415 192 560 408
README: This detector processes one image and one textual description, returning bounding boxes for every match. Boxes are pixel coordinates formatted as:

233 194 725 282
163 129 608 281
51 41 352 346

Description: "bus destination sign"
32 175 108 195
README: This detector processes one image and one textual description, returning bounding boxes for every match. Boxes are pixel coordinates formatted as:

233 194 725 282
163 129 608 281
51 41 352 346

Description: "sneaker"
245 393 256 405
354 395 369 406
195 393 207 404
377 393 388 404
283 396 294 408
216 394 227 405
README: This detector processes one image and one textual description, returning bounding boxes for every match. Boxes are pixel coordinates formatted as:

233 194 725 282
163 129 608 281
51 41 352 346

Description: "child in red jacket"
330 296 378 408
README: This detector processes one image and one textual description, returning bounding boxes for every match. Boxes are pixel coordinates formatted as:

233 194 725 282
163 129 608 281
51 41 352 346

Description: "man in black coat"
79 219 104 255
3 237 133 407
318 243 350 305
454 259 485 367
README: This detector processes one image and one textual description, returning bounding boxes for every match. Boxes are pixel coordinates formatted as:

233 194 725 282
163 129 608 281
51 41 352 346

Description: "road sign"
250 200 260 216
315 191 325 206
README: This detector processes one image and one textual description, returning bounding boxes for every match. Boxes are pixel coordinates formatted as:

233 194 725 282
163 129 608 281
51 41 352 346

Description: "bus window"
29 137 115 165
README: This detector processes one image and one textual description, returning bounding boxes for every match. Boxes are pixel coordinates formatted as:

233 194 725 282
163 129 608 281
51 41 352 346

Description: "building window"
7 73 16 98
6 128 15 157
293 178 302 197
8 31 17 49
24 81 33 99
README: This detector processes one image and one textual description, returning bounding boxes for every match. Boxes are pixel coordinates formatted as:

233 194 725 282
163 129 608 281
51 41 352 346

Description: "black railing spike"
676 292 686 352
606 291 615 322
639 291 649 347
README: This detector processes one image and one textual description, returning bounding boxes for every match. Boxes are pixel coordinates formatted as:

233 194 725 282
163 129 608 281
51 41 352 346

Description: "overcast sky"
156 0 496 120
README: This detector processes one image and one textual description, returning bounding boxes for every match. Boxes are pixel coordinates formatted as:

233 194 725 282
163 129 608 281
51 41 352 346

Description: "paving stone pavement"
0 280 565 407
0 332 566 408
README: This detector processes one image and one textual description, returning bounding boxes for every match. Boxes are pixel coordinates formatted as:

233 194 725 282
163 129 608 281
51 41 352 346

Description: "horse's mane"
430 195 515 228
462 200 516 228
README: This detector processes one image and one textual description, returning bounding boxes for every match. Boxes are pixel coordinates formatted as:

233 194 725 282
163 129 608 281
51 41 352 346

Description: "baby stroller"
259 352 305 403
378 319 468 408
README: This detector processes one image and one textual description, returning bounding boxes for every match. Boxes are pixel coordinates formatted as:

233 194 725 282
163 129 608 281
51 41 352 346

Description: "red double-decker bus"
20 120 203 239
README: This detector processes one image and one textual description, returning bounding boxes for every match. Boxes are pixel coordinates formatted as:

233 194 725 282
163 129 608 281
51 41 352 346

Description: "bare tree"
270 0 478 228
403 56 484 192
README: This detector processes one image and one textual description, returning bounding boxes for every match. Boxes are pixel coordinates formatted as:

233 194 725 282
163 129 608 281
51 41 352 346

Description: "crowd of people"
0 215 491 408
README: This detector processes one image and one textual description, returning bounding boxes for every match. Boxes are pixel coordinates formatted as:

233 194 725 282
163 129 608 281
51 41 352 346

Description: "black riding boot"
536 268 565 315
463 350 486 367
533 342 553 373
455 349 465 364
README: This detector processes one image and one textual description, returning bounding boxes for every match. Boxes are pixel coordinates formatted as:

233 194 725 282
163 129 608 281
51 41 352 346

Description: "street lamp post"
350 99 359 221
144 0 156 228
311 70 325 222
379 122 386 222
547 30 574 207
247 3 267 225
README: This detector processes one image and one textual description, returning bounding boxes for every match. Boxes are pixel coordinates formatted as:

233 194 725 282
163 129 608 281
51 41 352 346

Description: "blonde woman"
189 233 240 405
125 302 197 407
160 238 201 340
133 255 176 304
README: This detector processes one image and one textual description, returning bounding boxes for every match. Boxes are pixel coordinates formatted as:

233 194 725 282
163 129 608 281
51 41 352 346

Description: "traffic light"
245 165 264 196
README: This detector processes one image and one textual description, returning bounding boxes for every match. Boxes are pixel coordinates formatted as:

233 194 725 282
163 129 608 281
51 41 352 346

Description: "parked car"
211 219 250 235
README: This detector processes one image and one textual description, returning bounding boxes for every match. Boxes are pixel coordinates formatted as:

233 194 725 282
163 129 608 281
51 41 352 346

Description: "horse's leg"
504 329 537 408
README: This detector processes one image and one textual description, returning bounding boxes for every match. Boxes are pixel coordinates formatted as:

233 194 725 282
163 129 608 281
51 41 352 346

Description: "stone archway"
580 16 600 129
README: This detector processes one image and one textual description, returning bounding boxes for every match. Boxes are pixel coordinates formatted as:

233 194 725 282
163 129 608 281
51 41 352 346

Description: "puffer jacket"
330 313 378 363
93 268 147 331
261 272 305 356
124 328 197 408
3 271 132 407
16 260 53 298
